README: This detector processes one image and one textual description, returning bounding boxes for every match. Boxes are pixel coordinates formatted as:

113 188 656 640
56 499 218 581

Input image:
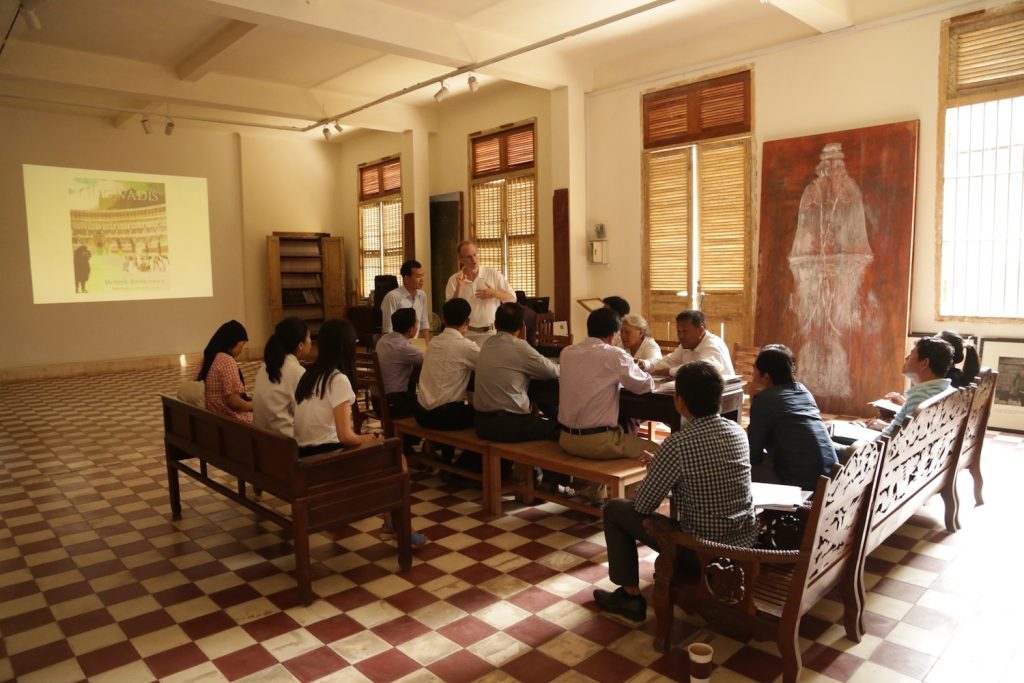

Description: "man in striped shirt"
594 361 757 622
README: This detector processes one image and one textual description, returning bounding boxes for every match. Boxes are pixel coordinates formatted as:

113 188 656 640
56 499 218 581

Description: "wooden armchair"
644 437 884 683
958 367 996 506
370 350 396 438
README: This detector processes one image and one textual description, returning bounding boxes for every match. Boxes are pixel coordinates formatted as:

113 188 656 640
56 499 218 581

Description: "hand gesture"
476 285 496 300
638 450 655 468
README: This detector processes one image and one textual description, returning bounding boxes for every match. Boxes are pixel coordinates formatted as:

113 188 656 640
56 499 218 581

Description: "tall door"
429 192 463 322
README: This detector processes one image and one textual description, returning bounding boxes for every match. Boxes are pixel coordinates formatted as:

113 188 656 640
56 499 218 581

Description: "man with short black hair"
558 308 656 475
415 298 478 430
602 296 630 318
380 259 431 341
747 345 837 490
375 308 423 419
594 361 757 622
473 303 560 442
868 337 954 438
640 310 734 377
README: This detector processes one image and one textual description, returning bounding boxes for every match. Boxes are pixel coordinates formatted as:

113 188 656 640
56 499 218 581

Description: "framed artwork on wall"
980 337 1024 433
755 120 919 416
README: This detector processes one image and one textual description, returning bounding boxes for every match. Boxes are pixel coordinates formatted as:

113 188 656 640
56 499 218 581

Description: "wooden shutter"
948 7 1024 101
506 175 537 296
359 157 402 200
471 124 535 179
381 198 403 279
643 146 692 333
643 71 751 149
359 203 382 297
472 180 504 275
698 138 750 293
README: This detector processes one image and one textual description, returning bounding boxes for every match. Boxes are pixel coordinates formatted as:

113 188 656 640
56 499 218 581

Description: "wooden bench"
862 384 974 554
162 395 412 605
490 440 647 517
957 368 996 506
393 416 647 518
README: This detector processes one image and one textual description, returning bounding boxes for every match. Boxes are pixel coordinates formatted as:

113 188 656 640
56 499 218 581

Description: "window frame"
936 5 1024 322
357 156 403 299
468 121 539 296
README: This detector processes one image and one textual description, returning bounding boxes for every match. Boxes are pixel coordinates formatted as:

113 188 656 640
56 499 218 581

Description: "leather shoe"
593 587 647 622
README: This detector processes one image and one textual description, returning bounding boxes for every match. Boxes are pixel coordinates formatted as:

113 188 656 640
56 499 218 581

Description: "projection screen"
23 164 213 304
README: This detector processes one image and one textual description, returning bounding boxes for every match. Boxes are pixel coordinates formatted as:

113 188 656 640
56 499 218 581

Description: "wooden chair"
731 342 759 383
352 350 379 432
654 338 677 357
958 368 996 506
644 437 884 683
535 312 573 355
536 311 554 337
370 350 396 438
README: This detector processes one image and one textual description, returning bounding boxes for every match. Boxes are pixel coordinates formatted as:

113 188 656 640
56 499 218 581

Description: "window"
358 157 402 298
469 123 538 295
939 6 1024 319
641 71 752 341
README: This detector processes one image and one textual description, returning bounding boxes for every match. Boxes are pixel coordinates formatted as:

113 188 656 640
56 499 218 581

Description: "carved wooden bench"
645 437 885 683
956 368 996 506
162 395 412 605
863 384 974 554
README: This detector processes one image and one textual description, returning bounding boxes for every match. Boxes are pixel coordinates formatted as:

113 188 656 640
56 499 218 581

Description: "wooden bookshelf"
268 232 345 338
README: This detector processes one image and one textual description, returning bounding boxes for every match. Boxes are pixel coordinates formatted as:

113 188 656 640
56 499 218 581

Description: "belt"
468 325 494 333
561 425 617 436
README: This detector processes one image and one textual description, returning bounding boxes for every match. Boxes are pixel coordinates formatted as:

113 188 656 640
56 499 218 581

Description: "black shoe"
593 587 647 622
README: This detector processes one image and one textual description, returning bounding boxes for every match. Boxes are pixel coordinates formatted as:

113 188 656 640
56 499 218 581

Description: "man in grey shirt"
375 307 423 419
473 302 560 442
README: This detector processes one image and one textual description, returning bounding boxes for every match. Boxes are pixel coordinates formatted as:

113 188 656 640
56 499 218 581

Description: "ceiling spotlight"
322 126 332 141
333 121 343 133
141 115 151 134
20 4 42 31
165 119 174 136
433 82 450 103
467 75 479 93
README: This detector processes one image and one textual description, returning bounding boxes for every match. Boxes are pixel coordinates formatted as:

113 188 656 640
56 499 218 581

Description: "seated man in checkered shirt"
594 360 758 622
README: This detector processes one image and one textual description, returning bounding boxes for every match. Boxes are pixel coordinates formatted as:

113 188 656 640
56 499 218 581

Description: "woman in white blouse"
620 314 662 363
253 317 310 437
293 319 380 454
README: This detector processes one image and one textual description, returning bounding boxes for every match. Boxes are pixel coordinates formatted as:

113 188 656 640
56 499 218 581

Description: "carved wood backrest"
960 368 996 472
799 437 884 606
536 312 554 337
866 386 973 551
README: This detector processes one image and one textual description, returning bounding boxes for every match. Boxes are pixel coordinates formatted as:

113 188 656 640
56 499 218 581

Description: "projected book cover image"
69 178 169 294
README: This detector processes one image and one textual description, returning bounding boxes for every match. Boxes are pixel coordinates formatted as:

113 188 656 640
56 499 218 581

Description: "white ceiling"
0 0 976 138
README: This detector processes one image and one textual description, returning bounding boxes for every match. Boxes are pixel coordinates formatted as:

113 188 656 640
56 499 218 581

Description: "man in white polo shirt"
415 298 479 430
445 241 516 344
640 309 734 377
380 259 431 342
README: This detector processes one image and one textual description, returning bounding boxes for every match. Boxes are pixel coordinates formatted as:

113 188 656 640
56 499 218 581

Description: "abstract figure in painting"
788 143 873 399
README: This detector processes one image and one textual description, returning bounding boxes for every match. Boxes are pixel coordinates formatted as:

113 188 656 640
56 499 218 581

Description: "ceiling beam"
176 20 257 82
771 0 852 33
180 0 474 67
0 42 428 133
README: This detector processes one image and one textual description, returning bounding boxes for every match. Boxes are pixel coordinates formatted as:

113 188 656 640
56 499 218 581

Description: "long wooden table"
620 380 746 431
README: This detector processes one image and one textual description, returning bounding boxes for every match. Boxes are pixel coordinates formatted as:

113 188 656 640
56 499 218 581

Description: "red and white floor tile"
1 364 1022 682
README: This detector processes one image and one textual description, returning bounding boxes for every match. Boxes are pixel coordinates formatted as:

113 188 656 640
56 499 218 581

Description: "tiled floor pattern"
1 363 1022 682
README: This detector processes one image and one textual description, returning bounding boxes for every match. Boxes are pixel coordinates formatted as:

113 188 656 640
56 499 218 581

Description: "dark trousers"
602 498 698 588
474 411 560 442
415 401 474 430
387 391 419 455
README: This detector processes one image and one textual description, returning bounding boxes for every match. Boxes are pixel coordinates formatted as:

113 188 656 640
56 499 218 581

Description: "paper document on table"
751 482 805 508
868 398 902 415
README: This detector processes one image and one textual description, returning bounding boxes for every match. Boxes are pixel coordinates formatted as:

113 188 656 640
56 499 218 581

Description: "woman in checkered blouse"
198 320 253 422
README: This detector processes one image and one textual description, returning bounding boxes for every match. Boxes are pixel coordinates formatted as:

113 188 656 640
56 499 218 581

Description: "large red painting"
755 121 919 416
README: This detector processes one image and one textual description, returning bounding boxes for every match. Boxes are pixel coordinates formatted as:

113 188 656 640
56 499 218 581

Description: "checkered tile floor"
1 363 1022 682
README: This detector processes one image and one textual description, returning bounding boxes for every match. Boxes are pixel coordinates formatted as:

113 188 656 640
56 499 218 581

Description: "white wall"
429 83 555 298
585 1 1014 344
0 106 246 371
239 134 338 347
334 129 406 300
